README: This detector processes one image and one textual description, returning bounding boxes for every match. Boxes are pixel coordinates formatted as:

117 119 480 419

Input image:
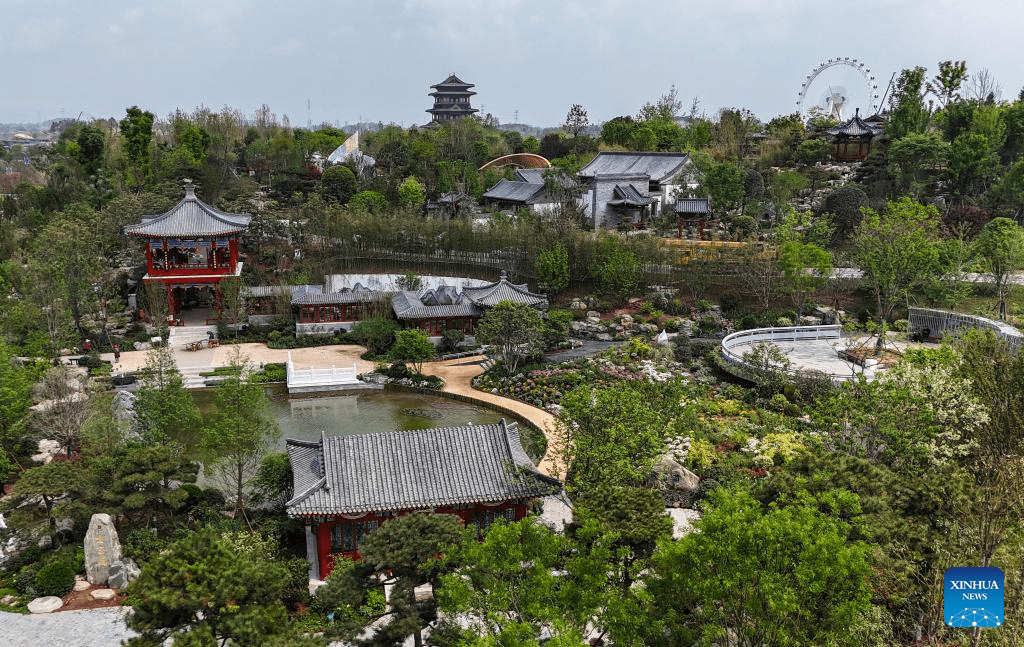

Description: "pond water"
262 385 505 446
191 384 506 452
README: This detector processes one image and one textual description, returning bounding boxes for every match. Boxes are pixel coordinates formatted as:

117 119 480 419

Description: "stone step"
177 366 208 389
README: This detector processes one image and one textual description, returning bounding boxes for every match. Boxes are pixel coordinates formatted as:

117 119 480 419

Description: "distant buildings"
425 74 479 124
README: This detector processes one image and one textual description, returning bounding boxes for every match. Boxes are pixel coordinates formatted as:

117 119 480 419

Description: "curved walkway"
420 355 562 478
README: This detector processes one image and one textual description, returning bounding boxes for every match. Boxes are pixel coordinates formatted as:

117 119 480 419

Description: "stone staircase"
177 365 209 389
167 325 218 350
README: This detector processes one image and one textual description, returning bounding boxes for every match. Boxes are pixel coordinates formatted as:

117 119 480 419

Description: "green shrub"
892 319 908 332
34 561 75 597
15 564 39 596
251 363 287 383
124 528 169 563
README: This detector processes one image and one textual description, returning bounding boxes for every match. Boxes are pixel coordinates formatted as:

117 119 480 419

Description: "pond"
190 384 512 453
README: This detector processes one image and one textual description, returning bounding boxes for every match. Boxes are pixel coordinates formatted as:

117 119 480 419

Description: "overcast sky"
3 0 1023 129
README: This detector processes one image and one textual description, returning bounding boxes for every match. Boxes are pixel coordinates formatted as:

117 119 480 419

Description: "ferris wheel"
796 57 880 120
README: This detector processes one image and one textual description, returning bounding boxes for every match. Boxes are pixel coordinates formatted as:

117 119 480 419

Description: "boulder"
84 513 122 585
90 588 117 600
619 314 633 326
585 310 601 320
73 577 90 592
28 596 64 613
652 455 701 507
107 558 141 590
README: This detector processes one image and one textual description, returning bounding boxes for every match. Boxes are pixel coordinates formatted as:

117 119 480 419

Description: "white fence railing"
720 325 856 383
286 351 360 390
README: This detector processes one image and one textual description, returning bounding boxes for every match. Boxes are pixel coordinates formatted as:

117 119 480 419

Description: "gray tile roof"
463 276 548 309
285 420 560 516
293 290 385 306
578 151 691 182
826 114 884 138
482 179 546 204
391 291 482 319
514 168 578 189
123 186 251 238
608 184 657 207
674 198 711 215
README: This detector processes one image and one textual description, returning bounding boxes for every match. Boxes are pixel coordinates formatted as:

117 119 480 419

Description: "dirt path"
420 356 562 478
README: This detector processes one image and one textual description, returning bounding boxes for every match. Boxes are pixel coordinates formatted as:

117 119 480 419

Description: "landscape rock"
1 593 16 605
73 578 90 592
652 455 701 507
107 558 141 590
84 513 122 585
667 508 702 539
585 310 601 320
27 596 64 613
91 588 117 600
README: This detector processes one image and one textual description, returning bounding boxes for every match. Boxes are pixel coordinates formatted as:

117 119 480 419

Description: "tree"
397 176 426 210
91 442 199 527
946 131 1000 197
389 328 435 373
778 240 832 319
436 519 584 645
649 489 872 647
133 345 201 442
852 198 942 322
29 364 90 457
474 300 545 374
821 185 868 244
12 460 83 539
887 132 949 197
200 351 281 517
349 316 400 358
563 104 589 139
321 164 358 204
593 237 641 304
0 341 33 482
535 244 570 295
926 60 968 109
887 67 930 140
318 512 464 647
120 106 155 183
700 159 746 214
125 528 312 647
975 217 1024 319
554 382 668 494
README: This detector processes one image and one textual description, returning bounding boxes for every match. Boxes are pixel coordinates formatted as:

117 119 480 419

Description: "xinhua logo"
944 567 1004 628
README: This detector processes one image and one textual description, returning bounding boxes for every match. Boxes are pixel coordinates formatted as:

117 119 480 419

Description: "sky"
3 0 1024 129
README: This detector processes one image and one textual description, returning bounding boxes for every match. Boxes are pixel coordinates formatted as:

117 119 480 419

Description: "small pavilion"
826 109 884 161
123 185 251 322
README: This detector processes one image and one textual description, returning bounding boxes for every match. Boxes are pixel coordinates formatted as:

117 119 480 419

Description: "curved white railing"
720 325 855 383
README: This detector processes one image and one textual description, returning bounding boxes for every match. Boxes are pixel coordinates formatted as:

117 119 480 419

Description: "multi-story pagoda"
123 184 251 321
426 73 478 124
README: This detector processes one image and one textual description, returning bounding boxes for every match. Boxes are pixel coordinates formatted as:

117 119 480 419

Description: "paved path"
419 356 562 478
0 607 135 646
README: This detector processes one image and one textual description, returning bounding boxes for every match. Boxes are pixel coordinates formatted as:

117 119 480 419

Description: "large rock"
107 558 140 590
28 596 64 613
651 455 701 507
84 513 122 585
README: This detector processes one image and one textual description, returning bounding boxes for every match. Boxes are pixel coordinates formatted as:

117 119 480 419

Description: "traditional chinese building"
285 420 560 579
578 152 693 230
674 197 712 239
123 185 250 319
826 109 884 161
426 74 479 124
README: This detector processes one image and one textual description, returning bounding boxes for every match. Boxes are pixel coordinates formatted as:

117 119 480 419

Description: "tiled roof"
674 198 711 215
515 168 577 189
578 152 691 182
826 114 884 138
430 74 475 91
285 420 560 516
482 179 546 204
123 186 251 238
463 275 548 309
291 284 385 306
607 184 657 207
391 291 482 319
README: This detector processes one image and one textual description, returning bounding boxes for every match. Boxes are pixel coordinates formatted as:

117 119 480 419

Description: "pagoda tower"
426 74 478 124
